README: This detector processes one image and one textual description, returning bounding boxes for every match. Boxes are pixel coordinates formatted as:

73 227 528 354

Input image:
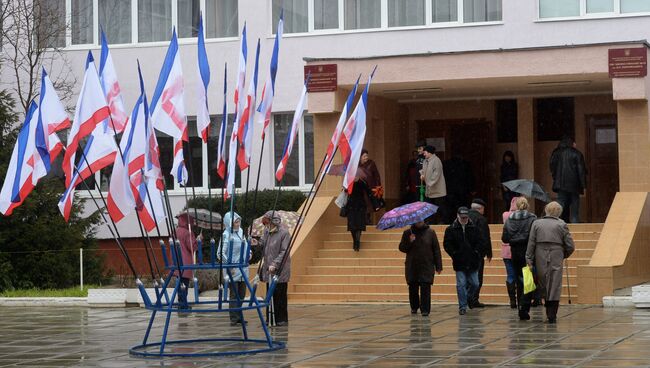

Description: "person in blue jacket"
221 211 250 325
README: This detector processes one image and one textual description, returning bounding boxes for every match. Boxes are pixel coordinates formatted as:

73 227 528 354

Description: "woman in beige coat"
525 201 575 323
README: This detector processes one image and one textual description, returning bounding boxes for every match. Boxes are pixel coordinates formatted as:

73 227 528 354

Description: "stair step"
316 248 594 259
295 274 577 285
311 257 591 267
327 231 601 242
321 241 597 252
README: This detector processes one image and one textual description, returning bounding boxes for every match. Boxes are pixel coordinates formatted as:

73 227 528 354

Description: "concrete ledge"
632 285 650 308
0 297 88 307
603 296 634 308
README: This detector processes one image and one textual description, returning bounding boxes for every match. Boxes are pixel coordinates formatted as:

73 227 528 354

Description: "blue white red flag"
151 29 188 186
256 14 283 140
320 75 361 183
237 39 260 170
99 29 128 134
62 51 110 188
0 102 38 216
275 76 309 182
340 68 376 194
233 24 247 126
196 13 211 143
216 64 228 179
225 120 238 199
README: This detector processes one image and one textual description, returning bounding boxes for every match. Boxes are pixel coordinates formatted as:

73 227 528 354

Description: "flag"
340 69 376 194
225 121 238 199
234 24 247 123
216 64 228 179
275 77 309 182
0 102 38 216
196 13 211 143
256 14 283 139
151 28 188 185
62 51 110 188
99 29 128 134
33 69 68 183
320 75 361 184
237 39 260 170
58 122 118 221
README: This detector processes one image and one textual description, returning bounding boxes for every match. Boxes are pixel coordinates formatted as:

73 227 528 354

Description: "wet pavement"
0 304 649 367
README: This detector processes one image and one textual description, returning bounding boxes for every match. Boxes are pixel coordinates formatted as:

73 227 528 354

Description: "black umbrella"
502 179 551 203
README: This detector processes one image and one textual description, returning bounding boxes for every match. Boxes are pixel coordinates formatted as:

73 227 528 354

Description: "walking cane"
565 260 572 304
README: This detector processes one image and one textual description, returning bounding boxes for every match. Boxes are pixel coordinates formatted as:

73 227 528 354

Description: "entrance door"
586 115 619 223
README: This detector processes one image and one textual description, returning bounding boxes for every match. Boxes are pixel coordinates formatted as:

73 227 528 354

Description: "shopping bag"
522 266 537 294
335 190 348 208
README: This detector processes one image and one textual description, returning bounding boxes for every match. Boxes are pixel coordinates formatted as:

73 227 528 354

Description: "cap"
457 206 469 216
424 145 435 154
471 198 487 207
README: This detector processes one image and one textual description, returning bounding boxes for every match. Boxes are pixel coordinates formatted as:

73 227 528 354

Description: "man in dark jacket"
550 137 587 223
443 207 482 315
399 222 443 317
468 198 492 308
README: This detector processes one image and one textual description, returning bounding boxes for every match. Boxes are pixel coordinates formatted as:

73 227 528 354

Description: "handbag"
522 266 537 294
339 205 348 217
335 190 348 208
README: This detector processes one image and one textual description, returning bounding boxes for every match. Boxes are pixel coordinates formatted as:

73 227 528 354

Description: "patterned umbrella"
250 210 300 238
376 202 438 231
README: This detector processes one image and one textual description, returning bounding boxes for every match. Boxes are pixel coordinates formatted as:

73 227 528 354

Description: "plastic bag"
523 266 537 294
335 190 348 208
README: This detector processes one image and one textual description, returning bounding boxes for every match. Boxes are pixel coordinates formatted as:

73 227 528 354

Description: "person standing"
221 211 250 326
526 201 575 323
399 221 443 317
175 212 198 310
501 197 537 320
358 149 383 223
420 145 447 224
344 177 370 251
502 197 519 309
550 137 587 223
468 198 492 308
500 151 519 211
443 207 482 315
253 211 291 326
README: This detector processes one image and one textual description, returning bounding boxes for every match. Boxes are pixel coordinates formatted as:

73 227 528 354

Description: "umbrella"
178 208 223 230
502 179 551 202
376 202 438 231
250 210 300 238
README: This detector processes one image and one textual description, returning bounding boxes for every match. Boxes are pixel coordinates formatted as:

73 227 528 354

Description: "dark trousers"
511 251 531 313
469 258 485 304
228 281 247 323
408 282 431 314
267 282 288 324
178 277 190 308
557 190 580 223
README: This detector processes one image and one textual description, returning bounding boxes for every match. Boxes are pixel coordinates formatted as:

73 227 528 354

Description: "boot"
518 289 531 321
506 282 517 309
546 301 559 323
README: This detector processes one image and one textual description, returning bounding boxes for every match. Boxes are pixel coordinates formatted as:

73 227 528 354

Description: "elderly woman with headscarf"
174 212 198 310
221 211 250 325
526 201 575 323
251 210 291 326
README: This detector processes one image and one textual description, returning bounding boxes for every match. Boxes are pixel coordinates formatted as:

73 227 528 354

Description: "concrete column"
517 98 536 210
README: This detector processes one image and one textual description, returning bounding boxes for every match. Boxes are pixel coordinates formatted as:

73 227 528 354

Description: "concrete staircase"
288 223 602 304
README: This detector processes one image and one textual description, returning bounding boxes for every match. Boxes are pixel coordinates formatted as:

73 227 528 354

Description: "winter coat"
220 212 250 282
399 225 443 284
174 215 197 279
550 138 587 194
346 180 369 231
259 225 291 283
358 159 382 189
526 216 575 301
501 210 537 264
420 154 447 199
443 219 482 272
500 197 519 259
468 209 492 259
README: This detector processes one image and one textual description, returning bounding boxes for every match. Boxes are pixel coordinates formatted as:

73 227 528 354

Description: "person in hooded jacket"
252 211 291 326
501 197 537 320
399 221 443 316
549 137 587 223
443 207 482 315
221 211 250 325
174 212 198 310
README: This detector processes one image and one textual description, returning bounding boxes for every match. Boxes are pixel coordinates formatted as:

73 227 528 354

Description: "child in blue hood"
221 211 250 325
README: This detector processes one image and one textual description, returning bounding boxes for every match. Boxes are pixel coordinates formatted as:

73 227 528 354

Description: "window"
206 0 238 38
273 114 314 187
273 0 308 33
345 0 381 30
496 100 517 143
99 0 132 44
587 0 614 13
72 0 93 45
178 0 201 38
535 97 575 142
539 0 580 18
314 0 339 30
35 0 66 48
433 0 458 22
540 0 649 18
156 131 175 190
183 120 203 187
389 0 426 27
621 0 650 13
138 0 172 42
207 115 241 189
463 0 502 22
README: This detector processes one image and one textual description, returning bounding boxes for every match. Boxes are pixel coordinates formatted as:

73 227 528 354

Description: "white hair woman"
525 201 575 323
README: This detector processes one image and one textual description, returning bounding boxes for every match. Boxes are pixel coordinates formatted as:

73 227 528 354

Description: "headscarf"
263 210 282 226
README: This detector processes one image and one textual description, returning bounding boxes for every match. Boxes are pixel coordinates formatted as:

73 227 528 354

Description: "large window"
35 0 66 48
206 0 238 38
621 0 650 13
273 114 314 187
138 0 172 42
314 0 339 29
99 0 132 44
345 0 382 30
540 0 650 18
178 0 201 38
432 0 458 22
389 0 426 27
539 0 580 18
273 0 308 33
463 0 502 22
71 0 93 45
